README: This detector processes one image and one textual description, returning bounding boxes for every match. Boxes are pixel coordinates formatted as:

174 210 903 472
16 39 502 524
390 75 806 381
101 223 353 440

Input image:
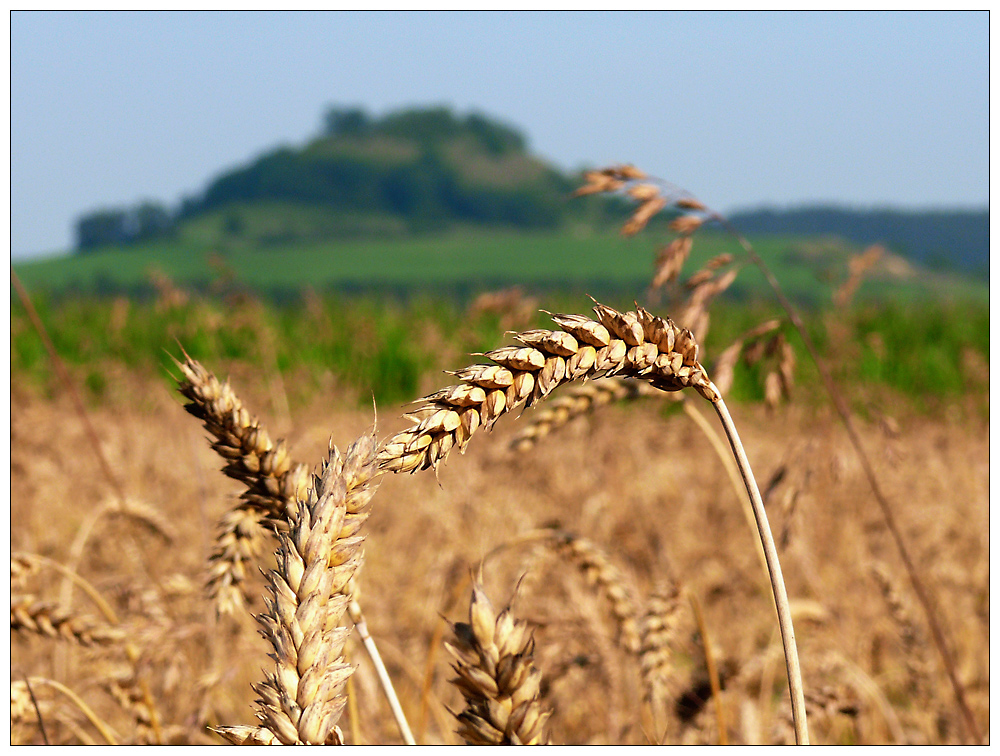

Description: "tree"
323 107 370 137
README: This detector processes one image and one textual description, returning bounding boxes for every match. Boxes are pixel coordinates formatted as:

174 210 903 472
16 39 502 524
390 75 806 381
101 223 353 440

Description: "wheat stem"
711 394 808 744
681 401 772 591
688 591 727 745
347 597 416 744
26 677 120 745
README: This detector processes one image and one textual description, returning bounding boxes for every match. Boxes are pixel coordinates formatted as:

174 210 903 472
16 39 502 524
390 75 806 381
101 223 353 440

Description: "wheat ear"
178 358 414 743
11 595 125 647
445 579 553 744
378 301 720 474
379 301 807 743
216 428 379 745
176 355 310 614
544 529 642 655
638 580 685 717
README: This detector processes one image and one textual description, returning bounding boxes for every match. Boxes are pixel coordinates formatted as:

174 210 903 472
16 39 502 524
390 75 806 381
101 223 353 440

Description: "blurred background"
10 11 990 746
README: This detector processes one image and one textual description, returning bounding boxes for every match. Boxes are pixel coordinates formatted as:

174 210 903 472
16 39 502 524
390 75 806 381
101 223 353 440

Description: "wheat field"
11 353 989 744
10 170 989 745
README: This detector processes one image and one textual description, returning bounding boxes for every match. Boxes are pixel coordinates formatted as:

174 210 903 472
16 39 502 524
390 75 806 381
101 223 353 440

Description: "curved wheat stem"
445 579 553 745
593 167 976 742
712 396 807 744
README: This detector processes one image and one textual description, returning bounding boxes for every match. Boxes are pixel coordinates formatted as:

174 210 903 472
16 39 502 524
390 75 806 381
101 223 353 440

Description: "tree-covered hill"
75 107 603 251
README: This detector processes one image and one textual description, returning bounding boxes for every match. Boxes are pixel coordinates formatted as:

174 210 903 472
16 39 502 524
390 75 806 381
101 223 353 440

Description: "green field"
11 226 988 306
11 226 989 415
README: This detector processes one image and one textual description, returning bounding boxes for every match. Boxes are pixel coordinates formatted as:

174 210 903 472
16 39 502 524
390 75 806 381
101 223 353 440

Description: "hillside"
13 225 988 311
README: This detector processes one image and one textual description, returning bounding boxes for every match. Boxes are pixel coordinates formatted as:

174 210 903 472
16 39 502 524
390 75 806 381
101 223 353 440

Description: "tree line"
728 206 988 276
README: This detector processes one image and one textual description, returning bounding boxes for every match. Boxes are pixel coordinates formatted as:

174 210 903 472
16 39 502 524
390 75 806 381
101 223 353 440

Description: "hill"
74 107 613 252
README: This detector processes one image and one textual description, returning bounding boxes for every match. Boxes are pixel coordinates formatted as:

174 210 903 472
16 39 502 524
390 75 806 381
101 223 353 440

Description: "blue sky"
10 10 989 259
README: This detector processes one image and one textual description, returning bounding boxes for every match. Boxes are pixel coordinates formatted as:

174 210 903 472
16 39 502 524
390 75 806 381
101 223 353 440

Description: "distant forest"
729 207 989 276
74 106 988 276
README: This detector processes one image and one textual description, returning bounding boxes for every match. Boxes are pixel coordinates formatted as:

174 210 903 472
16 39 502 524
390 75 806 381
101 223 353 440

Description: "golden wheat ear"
445 578 553 745
219 429 379 745
378 300 719 475
174 354 309 615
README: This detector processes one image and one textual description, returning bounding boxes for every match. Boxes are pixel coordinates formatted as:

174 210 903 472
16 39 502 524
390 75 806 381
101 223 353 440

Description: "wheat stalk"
17 677 120 745
445 579 553 744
